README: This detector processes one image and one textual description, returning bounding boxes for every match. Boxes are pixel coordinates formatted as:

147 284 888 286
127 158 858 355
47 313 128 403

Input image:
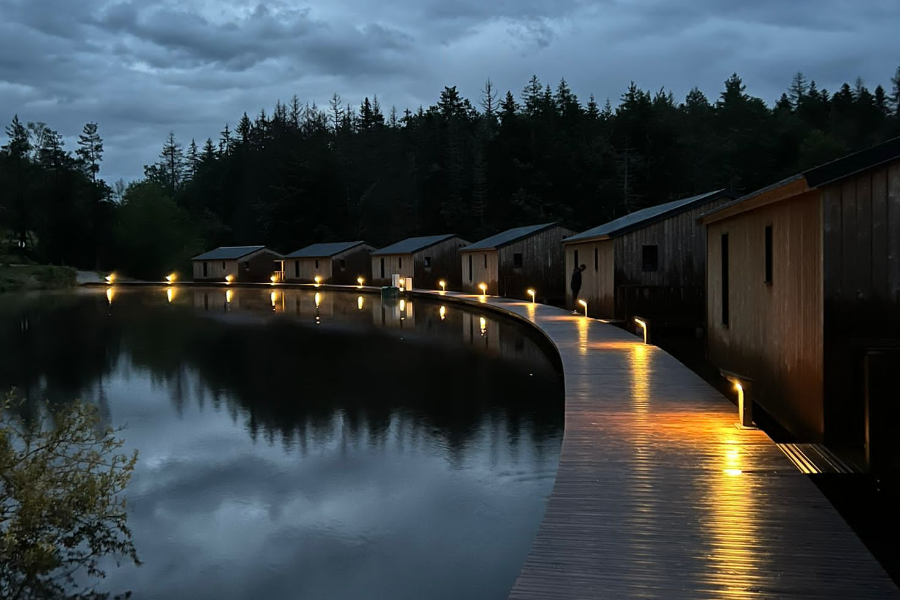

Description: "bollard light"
527 288 536 304
439 306 446 321
314 275 322 287
634 317 648 345
105 273 115 284
439 280 446 293
166 273 176 284
270 274 277 285
722 371 756 430
578 299 588 317
479 283 487 297
357 277 364 288
225 274 234 284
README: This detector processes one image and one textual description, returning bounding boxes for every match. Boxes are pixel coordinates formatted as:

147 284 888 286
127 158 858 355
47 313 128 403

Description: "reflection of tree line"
0 288 564 459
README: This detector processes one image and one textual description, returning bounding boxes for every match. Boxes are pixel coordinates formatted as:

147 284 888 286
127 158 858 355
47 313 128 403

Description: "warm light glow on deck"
439 306 446 320
166 288 175 303
527 288 536 304
479 316 487 336
357 296 364 310
314 292 321 308
106 287 114 304
270 291 278 307
578 299 588 317
399 299 406 312
226 289 233 304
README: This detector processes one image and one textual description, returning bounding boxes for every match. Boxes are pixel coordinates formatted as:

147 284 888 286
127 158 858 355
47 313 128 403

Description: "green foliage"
0 391 139 599
0 265 77 293
113 182 201 280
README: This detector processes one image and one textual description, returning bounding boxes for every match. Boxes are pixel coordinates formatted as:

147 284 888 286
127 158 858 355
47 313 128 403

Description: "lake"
0 286 564 600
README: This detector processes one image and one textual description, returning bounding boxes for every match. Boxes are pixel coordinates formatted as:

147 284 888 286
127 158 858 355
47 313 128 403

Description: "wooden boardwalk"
412 291 900 600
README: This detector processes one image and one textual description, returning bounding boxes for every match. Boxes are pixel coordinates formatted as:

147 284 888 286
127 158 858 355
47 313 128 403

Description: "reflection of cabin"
700 137 900 470
459 223 574 300
370 234 470 289
284 241 375 284
192 246 283 283
563 189 735 325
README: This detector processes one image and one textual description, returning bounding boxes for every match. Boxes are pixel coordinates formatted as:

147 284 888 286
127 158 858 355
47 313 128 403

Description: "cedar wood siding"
565 241 615 315
371 237 468 289
613 197 732 326
192 248 282 282
460 225 574 299
706 191 824 441
286 245 374 284
461 250 499 294
821 162 900 449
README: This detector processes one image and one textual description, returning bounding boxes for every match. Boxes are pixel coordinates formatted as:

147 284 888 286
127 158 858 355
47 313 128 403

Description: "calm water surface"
0 286 564 600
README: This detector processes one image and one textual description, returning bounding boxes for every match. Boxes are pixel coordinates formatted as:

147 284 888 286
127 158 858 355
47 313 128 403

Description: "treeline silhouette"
2 70 900 277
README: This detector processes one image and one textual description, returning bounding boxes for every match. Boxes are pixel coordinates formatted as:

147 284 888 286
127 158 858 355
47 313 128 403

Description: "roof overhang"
698 176 811 225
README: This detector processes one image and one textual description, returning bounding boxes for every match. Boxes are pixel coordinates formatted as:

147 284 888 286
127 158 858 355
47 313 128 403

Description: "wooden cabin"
284 241 375 284
563 189 735 325
700 137 900 470
370 234 470 290
192 245 283 283
459 223 574 300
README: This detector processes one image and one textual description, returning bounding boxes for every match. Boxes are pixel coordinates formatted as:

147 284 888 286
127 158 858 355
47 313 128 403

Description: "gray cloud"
1 0 898 182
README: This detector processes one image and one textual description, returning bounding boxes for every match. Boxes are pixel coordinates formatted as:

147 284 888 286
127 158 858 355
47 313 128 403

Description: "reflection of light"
271 291 278 307
226 289 233 304
634 317 648 344
357 277 364 288
166 287 175 303
105 273 115 284
527 288 536 304
106 287 114 304
314 275 321 286
723 468 743 477
399 299 406 312
225 274 234 284
578 299 588 317
357 296 364 310
439 280 446 293
479 316 487 336
315 292 321 308
439 306 446 320
576 316 589 355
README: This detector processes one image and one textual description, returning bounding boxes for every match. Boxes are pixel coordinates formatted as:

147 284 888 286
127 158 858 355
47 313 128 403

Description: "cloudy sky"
2 0 898 183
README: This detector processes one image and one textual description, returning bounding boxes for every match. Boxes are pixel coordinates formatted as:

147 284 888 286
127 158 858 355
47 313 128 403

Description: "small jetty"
413 291 899 600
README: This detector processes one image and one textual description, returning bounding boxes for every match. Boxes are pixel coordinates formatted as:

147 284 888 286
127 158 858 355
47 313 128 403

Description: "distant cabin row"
192 136 900 469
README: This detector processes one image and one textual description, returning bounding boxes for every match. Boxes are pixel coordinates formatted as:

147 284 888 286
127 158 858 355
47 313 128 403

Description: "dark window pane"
642 245 658 272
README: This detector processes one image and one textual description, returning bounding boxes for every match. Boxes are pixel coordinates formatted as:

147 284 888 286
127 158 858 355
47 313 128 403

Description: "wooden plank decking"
414 291 899 600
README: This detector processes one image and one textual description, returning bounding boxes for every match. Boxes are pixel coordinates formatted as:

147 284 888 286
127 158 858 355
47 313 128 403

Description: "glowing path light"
527 288 536 304
166 273 176 284
578 299 588 317
357 277 364 288
105 273 115 284
314 275 322 287
722 370 756 430
270 274 278 285
439 280 446 293
225 274 234 285
478 283 487 298
634 317 648 345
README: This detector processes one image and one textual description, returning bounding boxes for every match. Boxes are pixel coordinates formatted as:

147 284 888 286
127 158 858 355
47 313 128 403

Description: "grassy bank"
0 265 78 293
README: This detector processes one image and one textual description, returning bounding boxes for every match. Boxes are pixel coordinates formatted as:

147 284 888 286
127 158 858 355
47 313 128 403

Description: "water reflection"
0 287 563 600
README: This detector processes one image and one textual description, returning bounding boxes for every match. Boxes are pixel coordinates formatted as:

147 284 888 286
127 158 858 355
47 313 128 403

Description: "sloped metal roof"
285 241 367 258
370 234 462 255
460 223 557 252
192 245 269 261
564 189 732 244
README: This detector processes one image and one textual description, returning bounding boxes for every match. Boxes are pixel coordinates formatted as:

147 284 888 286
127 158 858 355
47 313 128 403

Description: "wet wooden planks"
415 292 899 600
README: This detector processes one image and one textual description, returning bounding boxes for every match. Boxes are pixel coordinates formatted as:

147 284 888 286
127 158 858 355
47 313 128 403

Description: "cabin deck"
412 291 899 600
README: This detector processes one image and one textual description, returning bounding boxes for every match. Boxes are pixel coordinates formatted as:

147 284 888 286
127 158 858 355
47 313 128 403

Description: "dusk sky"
2 0 898 183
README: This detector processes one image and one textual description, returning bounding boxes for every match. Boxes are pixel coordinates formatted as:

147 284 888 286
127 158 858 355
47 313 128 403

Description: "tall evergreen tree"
75 122 103 183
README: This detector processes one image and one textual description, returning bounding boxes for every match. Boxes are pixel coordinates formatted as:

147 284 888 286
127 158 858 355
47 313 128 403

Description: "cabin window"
468 255 473 282
424 256 431 268
594 247 598 272
513 253 523 269
340 259 346 271
484 254 488 269
574 249 579 268
642 245 658 272
399 257 402 269
243 261 250 271
203 262 208 277
315 259 319 269
380 258 385 278
294 260 299 278
764 225 773 285
721 234 729 327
